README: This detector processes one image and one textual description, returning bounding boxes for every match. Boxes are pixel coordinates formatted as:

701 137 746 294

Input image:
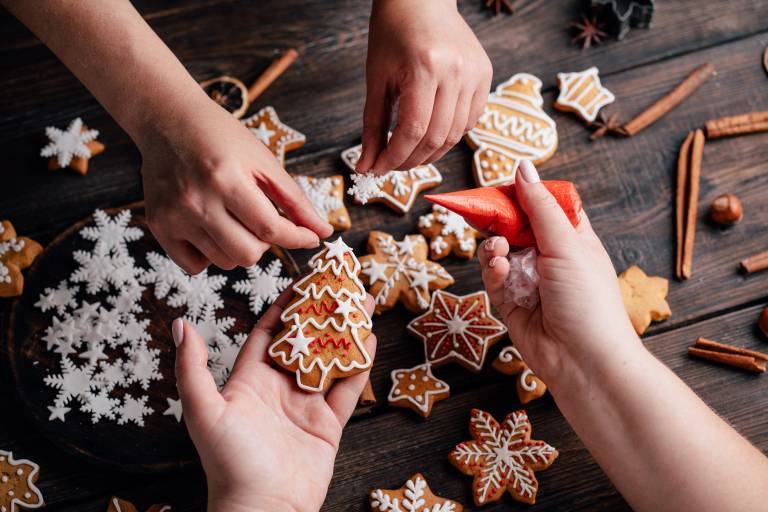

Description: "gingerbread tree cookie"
269 237 372 392
40 117 105 175
359 232 453 314
418 204 480 260
618 265 671 335
407 291 506 372
242 106 305 166
387 363 450 418
493 345 547 404
0 220 43 298
0 450 44 512
464 73 558 187
449 409 557 506
292 174 351 231
555 67 615 123
370 473 463 512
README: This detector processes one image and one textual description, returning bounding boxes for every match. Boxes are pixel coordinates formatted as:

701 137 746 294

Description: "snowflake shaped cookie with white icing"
293 174 351 231
418 204 480 260
40 117 104 175
369 473 462 512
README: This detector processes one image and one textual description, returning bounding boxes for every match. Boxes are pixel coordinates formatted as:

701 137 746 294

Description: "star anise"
571 15 608 50
590 113 628 141
485 0 514 16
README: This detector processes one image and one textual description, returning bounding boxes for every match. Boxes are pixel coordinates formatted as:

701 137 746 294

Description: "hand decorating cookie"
40 117 105 175
493 345 547 404
0 450 44 512
370 473 463 512
618 265 671 335
241 106 305 166
387 363 450 418
555 67 615 124
292 174 351 231
0 220 43 298
418 205 480 260
359 232 453 314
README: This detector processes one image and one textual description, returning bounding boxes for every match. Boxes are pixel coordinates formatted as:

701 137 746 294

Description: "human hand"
477 162 641 385
139 98 333 275
172 290 377 512
357 0 492 173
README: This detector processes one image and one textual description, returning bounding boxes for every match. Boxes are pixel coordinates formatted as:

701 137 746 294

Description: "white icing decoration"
294 175 344 224
232 259 291 316
39 117 98 168
115 394 153 426
241 106 306 162
387 363 449 415
555 67 615 123
34 280 79 315
0 450 44 511
498 346 539 392
79 209 143 257
370 474 457 512
419 205 475 256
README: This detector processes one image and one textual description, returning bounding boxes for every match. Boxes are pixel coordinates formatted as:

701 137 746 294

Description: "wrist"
208 491 299 512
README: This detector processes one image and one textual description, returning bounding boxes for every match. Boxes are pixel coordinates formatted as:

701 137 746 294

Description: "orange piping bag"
424 181 582 248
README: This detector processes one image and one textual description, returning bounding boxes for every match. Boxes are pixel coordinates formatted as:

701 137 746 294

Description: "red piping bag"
424 181 582 248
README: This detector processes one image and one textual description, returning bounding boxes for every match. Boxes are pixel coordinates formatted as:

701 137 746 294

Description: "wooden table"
1 1 767 510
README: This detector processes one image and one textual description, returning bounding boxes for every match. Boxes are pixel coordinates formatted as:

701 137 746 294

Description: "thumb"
515 160 579 258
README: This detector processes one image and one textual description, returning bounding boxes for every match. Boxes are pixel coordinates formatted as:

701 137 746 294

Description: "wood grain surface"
1 0 767 510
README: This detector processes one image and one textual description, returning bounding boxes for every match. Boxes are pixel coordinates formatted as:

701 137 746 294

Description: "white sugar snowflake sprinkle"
35 280 79 315
163 397 183 423
40 117 99 168
81 389 119 424
139 252 187 299
185 304 235 349
169 270 227 319
232 259 291 316
348 172 385 204
93 359 127 391
209 332 247 389
78 340 108 364
70 244 117 294
44 357 97 407
123 342 162 390
79 209 143 256
116 394 154 427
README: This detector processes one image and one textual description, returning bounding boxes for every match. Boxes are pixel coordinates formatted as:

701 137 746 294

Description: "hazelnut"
759 307 768 338
709 193 743 225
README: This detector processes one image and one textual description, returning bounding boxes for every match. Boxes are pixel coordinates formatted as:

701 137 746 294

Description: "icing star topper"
40 117 105 175
387 363 450 418
370 473 463 512
241 106 306 165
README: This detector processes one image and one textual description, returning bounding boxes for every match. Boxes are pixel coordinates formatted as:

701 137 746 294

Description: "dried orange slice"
199 75 249 118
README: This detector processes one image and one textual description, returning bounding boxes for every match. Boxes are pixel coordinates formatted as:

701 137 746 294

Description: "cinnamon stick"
358 378 376 406
680 129 704 280
740 250 768 274
622 63 715 136
704 111 768 139
675 131 694 279
688 347 766 373
693 337 768 362
247 48 299 103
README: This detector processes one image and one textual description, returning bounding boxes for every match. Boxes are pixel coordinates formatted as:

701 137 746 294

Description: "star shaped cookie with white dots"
387 363 449 418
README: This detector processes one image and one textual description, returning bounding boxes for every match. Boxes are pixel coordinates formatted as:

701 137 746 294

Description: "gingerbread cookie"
292 174 351 231
555 67 615 124
40 117 104 175
387 363 450 418
241 106 305 166
359 232 453 314
370 473 463 512
343 144 442 214
408 290 506 372
269 237 373 392
493 345 547 404
465 73 558 187
618 265 671 335
418 205 480 260
0 220 43 298
106 497 171 512
449 409 557 506
0 450 44 512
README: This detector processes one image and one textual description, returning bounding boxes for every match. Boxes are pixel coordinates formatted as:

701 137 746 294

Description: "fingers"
188 227 239 270
325 333 377 427
398 82 459 170
195 205 270 268
424 86 472 164
477 235 510 267
478 238 512 308
357 82 390 173
156 237 210 275
467 81 489 132
173 318 225 426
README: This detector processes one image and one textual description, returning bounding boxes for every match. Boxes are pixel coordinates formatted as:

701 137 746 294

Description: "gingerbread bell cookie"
40 117 105 175
106 497 171 512
465 73 558 187
449 409 557 506
555 67 615 124
618 265 671 335
343 143 442 214
0 220 43 298
293 174 351 231
359 232 453 314
269 237 372 392
408 290 506 372
387 363 450 418
370 473 463 512
418 205 480 260
0 450 44 512
242 106 305 165
493 345 547 404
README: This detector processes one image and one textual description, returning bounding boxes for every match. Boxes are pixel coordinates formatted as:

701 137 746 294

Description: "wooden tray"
5 204 300 473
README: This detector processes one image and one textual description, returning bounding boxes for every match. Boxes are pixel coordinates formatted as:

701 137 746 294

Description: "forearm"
549 339 768 511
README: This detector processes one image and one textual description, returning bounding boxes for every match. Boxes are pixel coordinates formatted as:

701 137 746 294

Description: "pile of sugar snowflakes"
37 209 291 427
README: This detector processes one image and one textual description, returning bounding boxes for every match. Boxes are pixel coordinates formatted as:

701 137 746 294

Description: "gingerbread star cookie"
242 106 306 165
418 204 481 260
0 450 44 512
555 67 615 123
269 237 373 392
388 363 450 418
106 497 171 512
370 473 463 512
359 232 453 314
618 265 671 335
465 73 558 187
292 174 351 231
343 143 442 214
493 345 547 404
408 290 507 372
449 409 558 506
40 117 105 175
0 220 43 298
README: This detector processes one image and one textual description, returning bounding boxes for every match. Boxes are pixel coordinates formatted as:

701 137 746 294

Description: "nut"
759 307 768 338
709 193 743 225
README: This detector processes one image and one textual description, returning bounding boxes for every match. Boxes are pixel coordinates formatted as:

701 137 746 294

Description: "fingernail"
519 160 540 183
484 237 497 251
489 256 502 268
172 318 184 347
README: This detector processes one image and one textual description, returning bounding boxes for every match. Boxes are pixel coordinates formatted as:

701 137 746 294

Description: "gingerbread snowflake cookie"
269 238 373 392
388 363 449 418
370 473 463 512
40 117 105 175
360 232 453 314
0 220 43 298
342 144 442 214
555 67 615 124
465 73 557 187
418 205 480 260
0 450 44 512
408 291 506 372
618 265 671 335
242 106 305 165
106 496 171 512
493 345 547 404
449 409 557 506
292 174 351 231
